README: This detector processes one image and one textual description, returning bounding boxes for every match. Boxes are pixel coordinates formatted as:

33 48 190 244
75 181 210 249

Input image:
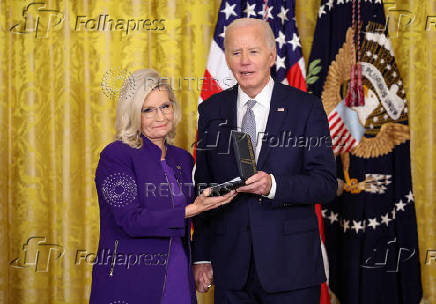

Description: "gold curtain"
0 0 434 303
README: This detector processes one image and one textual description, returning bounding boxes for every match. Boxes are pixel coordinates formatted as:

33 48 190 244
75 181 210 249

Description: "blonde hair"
115 68 181 149
224 18 276 51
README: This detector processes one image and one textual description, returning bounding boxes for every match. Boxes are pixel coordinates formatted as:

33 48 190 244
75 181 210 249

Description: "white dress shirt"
237 77 277 200
236 77 277 199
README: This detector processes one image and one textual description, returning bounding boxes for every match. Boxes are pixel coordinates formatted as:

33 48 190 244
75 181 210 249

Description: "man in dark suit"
192 18 337 303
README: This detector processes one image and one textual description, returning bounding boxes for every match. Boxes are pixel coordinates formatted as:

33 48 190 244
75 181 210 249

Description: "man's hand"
236 171 272 196
193 263 214 293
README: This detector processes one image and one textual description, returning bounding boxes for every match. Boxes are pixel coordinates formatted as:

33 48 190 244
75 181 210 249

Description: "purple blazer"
89 135 197 304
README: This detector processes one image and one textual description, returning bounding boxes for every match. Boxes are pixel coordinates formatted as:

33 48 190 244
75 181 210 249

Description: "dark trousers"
214 248 321 304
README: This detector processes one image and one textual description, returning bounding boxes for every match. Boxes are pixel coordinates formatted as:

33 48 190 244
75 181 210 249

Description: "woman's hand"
185 188 237 218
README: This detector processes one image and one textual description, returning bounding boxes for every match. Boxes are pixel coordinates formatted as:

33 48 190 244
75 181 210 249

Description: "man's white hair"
224 18 276 50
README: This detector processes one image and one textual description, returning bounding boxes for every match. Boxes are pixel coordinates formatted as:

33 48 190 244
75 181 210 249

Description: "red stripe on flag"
200 69 222 101
287 62 307 91
315 204 325 243
329 116 342 131
337 133 352 153
331 123 345 139
333 128 348 152
334 126 348 143
341 134 354 152
328 112 338 122
320 282 330 304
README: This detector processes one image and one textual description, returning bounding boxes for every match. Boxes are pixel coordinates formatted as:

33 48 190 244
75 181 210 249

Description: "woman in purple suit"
89 69 236 304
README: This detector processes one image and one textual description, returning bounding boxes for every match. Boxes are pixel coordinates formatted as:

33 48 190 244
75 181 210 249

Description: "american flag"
197 1 330 304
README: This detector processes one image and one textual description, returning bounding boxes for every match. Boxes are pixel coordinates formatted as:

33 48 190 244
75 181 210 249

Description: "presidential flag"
307 1 422 303
197 1 330 303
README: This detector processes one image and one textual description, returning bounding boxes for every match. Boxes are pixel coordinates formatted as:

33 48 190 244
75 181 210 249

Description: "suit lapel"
257 83 288 170
219 85 238 130
216 86 239 174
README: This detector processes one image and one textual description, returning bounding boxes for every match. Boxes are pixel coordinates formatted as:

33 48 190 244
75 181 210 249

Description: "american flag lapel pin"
277 107 285 112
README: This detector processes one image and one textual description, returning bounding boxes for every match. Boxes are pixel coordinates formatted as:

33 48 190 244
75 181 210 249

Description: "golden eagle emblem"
321 22 410 194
